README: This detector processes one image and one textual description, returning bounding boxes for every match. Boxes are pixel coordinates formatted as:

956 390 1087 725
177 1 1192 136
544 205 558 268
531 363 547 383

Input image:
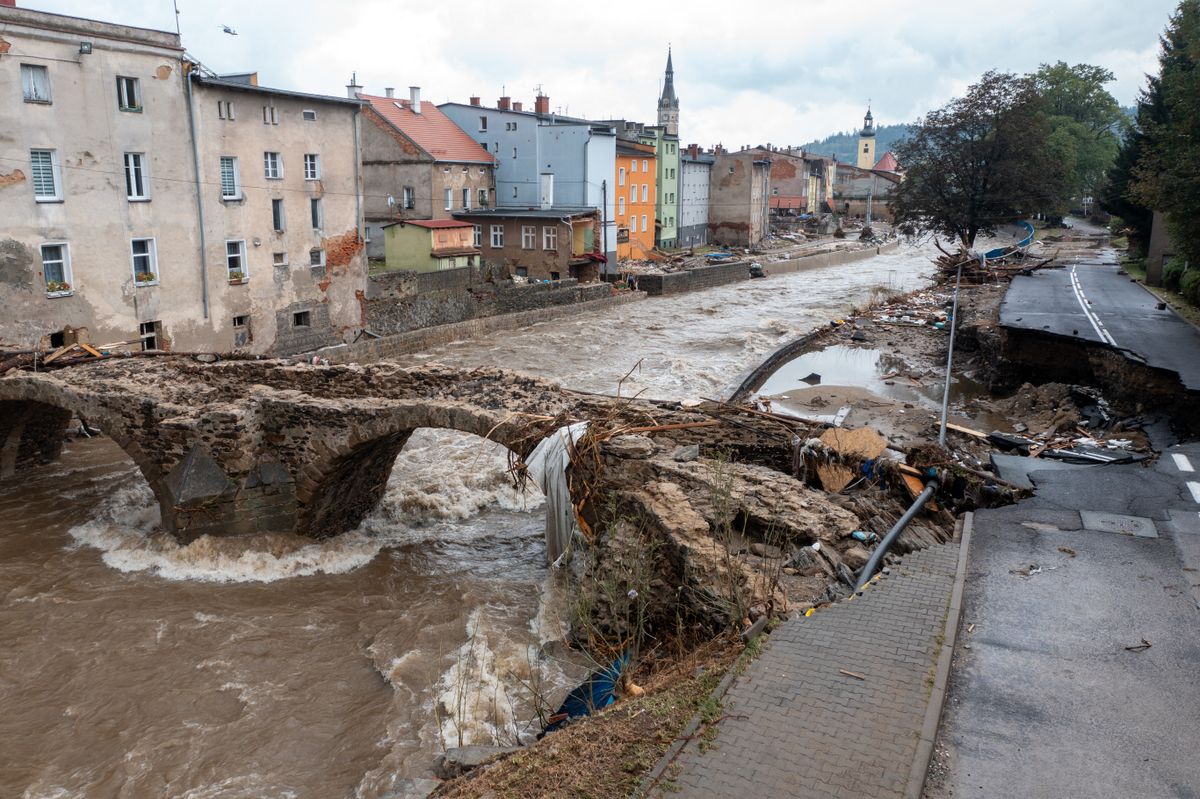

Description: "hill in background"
800 123 911 164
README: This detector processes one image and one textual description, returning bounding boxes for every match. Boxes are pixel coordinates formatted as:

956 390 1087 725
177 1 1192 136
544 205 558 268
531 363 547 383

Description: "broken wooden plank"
42 344 77 364
838 668 867 680
78 343 104 358
945 422 989 440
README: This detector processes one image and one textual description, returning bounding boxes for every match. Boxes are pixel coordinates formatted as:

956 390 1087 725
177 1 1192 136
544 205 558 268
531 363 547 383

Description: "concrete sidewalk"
926 448 1200 798
648 533 968 798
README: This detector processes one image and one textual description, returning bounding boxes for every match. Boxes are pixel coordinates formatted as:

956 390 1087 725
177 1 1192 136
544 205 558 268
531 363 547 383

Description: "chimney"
534 93 550 115
409 86 421 113
469 96 481 106
346 72 362 99
687 143 699 159
384 87 394 98
512 101 523 112
498 96 511 111
0 1 15 7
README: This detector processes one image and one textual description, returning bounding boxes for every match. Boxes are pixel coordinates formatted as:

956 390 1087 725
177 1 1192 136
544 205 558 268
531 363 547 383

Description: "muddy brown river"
0 246 934 798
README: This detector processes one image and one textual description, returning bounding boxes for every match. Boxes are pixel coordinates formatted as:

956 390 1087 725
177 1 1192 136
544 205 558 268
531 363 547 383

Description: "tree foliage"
891 71 1066 248
1032 62 1124 210
1099 76 1166 253
1130 0 1200 266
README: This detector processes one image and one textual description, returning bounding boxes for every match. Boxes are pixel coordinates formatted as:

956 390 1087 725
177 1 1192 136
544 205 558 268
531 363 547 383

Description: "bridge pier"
0 400 72 478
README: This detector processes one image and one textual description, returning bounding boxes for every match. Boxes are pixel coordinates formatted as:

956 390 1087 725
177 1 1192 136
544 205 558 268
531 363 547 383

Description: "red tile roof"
769 196 806 209
362 93 495 164
874 151 900 172
391 219 474 229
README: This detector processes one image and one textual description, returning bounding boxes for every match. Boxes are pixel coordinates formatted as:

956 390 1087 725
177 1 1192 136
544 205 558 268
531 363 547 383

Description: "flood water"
0 245 934 798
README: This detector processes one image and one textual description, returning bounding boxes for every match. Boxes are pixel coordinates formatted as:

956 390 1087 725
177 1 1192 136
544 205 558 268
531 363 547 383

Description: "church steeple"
857 104 877 169
657 46 679 136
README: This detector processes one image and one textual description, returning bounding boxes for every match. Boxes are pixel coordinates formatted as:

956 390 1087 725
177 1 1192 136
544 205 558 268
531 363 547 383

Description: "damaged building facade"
0 5 366 355
708 146 772 247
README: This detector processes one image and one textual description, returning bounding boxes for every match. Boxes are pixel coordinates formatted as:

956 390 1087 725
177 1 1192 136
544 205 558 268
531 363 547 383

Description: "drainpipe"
602 179 608 276
353 106 364 239
184 68 209 320
853 478 939 591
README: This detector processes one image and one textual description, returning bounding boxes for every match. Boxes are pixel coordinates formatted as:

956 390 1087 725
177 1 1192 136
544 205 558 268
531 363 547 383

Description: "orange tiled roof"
874 151 900 172
363 93 495 165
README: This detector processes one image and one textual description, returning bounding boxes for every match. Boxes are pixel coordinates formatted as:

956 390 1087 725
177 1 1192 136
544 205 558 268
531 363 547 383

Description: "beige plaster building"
0 5 365 356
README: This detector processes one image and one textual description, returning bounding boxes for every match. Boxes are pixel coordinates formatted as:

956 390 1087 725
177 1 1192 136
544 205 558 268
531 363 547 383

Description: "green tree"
1132 0 1200 266
1099 77 1166 254
891 71 1066 248
1032 62 1124 212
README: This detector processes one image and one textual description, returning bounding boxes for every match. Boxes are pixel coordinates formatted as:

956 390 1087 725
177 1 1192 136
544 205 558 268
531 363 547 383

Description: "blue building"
440 93 617 275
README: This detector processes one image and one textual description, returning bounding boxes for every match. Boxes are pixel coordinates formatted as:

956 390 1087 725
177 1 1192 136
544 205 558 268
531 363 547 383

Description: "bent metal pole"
937 254 973 447
853 479 939 592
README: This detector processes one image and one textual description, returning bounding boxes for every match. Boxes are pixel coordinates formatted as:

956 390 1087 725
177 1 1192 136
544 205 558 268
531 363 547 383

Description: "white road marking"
1069 266 1118 346
1173 453 1195 473
1188 482 1200 504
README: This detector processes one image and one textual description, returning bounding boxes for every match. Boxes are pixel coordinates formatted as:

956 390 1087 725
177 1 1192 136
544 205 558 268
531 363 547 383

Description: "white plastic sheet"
525 421 589 565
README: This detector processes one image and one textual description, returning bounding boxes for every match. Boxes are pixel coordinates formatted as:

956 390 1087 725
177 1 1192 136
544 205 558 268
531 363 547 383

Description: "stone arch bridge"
0 358 765 542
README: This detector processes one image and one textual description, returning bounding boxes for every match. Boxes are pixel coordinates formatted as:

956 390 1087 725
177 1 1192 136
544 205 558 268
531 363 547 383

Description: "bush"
1181 269 1200 306
1163 255 1187 291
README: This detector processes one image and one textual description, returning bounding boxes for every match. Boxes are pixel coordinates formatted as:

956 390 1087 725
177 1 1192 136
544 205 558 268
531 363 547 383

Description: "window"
550 271 560 281
512 186 518 198
21 64 51 103
479 116 488 131
521 225 535 249
309 248 325 267
303 153 320 180
641 214 647 231
225 240 247 281
462 188 470 209
630 216 637 234
272 251 288 266
232 315 251 347
217 100 234 120
402 186 415 209
302 109 317 121
642 159 648 172
473 225 482 247
631 160 637 174
131 238 158 285
490 224 504 248
264 152 282 179
292 310 311 327
512 146 517 159
139 321 162 351
864 143 869 153
219 156 241 199
272 198 285 232
515 266 528 278
30 149 61 201
618 197 625 215
444 188 452 211
629 190 636 207
124 153 149 200
619 167 626 186
262 105 279 125
40 243 72 295
310 198 323 230
116 76 141 112
543 226 558 250
642 184 648 202
477 187 489 207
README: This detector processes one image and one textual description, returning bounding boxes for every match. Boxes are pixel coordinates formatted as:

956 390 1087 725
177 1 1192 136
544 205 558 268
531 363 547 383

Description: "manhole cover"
1080 511 1157 538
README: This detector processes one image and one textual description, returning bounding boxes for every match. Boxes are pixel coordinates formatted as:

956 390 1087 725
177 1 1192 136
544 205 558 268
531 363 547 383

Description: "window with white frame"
444 188 452 211
302 109 317 121
629 190 636 207
226 240 247 280
618 197 625 215
310 198 323 230
642 184 648 202
490 224 504 248
303 153 320 180
116 76 141 112
542 226 557 250
29 149 61 201
219 156 241 199
642 159 648 172
521 225 535 249
479 116 488 131
512 186 518 198
641 214 647 232
124 152 149 200
217 100 234 120
139 321 162 351
402 186 415 209
462 188 470 209
272 251 288 266
310 248 325 267
619 166 626 186
630 216 637 234
21 64 51 103
272 198 285 232
131 238 158 285
262 105 279 125
473 224 482 247
631 160 637 174
477 187 489 207
232 314 251 346
40 243 71 294
512 146 517 159
263 151 282 179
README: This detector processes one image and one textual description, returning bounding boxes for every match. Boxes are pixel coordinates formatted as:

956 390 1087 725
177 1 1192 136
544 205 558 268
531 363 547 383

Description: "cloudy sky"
31 0 1180 146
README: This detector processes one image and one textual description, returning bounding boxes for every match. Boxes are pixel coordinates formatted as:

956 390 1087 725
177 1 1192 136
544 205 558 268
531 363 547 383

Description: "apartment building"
615 140 656 259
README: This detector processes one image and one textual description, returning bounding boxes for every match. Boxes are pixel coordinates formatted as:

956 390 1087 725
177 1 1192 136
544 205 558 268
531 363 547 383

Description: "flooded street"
0 246 934 798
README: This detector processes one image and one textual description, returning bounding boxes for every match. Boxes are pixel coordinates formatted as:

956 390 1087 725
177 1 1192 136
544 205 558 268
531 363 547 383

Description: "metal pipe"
184 67 210 320
853 479 939 591
937 255 970 447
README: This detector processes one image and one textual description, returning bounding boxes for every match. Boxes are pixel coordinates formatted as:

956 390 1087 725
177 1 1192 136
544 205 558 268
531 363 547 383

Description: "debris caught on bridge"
526 421 590 565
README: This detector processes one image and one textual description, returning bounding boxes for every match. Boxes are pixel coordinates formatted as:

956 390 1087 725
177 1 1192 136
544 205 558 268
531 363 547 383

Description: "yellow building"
856 107 876 170
615 141 657 259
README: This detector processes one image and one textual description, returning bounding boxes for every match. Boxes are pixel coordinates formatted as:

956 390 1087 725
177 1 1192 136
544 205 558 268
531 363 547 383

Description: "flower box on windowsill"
135 272 158 287
227 272 247 285
45 289 74 298
45 280 73 298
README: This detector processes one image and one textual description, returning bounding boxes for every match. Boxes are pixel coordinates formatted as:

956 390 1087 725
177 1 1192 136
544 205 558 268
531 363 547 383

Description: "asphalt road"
927 443 1200 798
1000 249 1200 391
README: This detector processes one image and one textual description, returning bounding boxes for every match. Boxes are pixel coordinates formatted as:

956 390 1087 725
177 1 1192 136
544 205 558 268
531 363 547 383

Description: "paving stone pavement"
659 542 960 799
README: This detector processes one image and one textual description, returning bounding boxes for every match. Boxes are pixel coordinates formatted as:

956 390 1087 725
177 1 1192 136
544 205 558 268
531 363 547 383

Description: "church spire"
658 46 679 135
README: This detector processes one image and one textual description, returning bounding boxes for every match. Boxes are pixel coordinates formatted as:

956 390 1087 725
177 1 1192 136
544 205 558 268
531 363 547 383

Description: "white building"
679 145 714 247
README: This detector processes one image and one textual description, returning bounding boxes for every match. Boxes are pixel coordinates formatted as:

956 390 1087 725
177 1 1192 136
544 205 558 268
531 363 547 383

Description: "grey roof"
453 206 598 220
192 75 362 107
439 102 613 131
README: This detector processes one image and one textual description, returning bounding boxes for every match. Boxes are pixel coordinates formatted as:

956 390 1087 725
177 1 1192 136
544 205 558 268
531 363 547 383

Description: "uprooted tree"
891 71 1066 249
